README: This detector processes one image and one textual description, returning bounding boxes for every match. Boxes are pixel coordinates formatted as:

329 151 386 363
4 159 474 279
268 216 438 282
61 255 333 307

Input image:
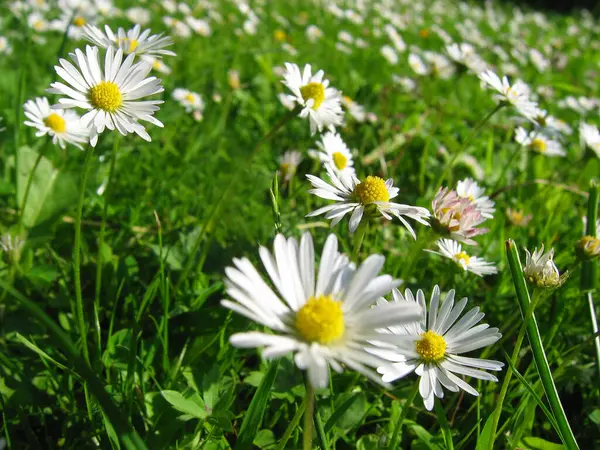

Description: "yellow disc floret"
300 82 325 110
332 151 348 170
296 295 345 344
530 138 547 153
455 251 471 266
185 93 196 104
44 113 66 133
354 176 390 204
73 16 86 27
89 81 123 112
415 330 447 363
119 38 139 53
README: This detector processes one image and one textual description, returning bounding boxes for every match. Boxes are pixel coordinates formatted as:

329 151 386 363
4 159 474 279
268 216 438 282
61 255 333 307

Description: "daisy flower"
141 55 172 75
446 43 487 73
523 245 567 288
125 7 151 25
429 239 497 277
377 286 503 411
0 36 12 55
278 150 302 183
431 187 488 245
23 97 88 149
172 88 205 114
514 128 565 157
222 233 423 388
281 63 343 135
306 167 430 237
576 236 600 260
310 131 355 176
456 178 495 219
342 96 367 123
48 45 164 146
506 208 532 227
83 24 176 58
580 122 600 157
479 70 538 117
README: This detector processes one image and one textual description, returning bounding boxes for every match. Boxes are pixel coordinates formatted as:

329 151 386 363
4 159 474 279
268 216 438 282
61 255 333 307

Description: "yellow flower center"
153 61 161 70
280 162 291 175
300 82 325 110
43 113 66 133
354 176 390 204
332 151 348 170
274 29 287 42
34 20 44 30
73 16 86 27
343 95 353 104
184 93 196 103
530 138 547 153
419 28 430 38
119 37 139 53
415 330 447 363
455 251 471 265
509 210 524 224
89 81 123 112
295 295 345 344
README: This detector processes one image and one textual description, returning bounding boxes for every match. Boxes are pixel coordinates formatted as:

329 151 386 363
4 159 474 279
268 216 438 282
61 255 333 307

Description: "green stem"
0 281 147 449
351 220 369 262
74 147 94 364
175 106 301 291
388 381 419 450
18 148 45 230
303 381 315 450
93 136 119 357
276 397 306 450
581 182 599 377
434 401 454 450
315 409 328 450
436 103 504 187
505 240 580 450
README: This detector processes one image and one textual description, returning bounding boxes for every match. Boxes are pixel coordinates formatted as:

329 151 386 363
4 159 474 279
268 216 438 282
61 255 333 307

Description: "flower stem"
93 136 119 357
18 147 45 230
351 220 369 262
388 381 419 450
74 147 94 364
505 239 580 450
434 401 454 450
436 103 504 187
581 181 599 377
303 381 315 450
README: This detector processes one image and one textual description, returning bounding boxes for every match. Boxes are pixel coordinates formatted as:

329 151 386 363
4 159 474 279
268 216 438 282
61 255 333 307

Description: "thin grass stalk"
0 281 147 450
505 239 580 450
275 396 306 450
388 381 419 449
434 401 454 450
18 146 45 230
303 381 315 450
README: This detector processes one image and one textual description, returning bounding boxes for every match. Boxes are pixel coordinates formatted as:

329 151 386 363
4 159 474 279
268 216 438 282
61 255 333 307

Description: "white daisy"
523 245 566 288
456 178 495 219
141 55 171 75
479 70 538 117
278 150 303 183
429 239 498 277
377 286 503 410
48 45 164 146
342 96 367 123
125 7 151 25
432 187 488 245
83 24 176 57
514 127 565 157
408 53 428 76
23 97 88 149
172 88 204 114
306 167 430 237
186 17 211 37
281 63 344 135
310 131 355 176
446 43 487 73
580 122 600 157
222 233 423 388
0 36 12 55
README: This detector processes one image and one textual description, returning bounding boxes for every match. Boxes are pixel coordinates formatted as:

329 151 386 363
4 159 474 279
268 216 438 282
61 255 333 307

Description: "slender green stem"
436 103 504 187
388 381 419 450
276 397 306 450
93 136 119 357
434 401 454 450
581 182 599 377
303 381 315 450
505 240 580 450
315 409 328 450
74 147 94 364
175 106 301 290
18 148 45 230
0 281 147 449
351 220 369 262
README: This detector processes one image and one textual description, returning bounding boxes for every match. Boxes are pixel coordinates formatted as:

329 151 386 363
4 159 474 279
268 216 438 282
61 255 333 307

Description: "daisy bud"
576 236 600 261
523 245 568 289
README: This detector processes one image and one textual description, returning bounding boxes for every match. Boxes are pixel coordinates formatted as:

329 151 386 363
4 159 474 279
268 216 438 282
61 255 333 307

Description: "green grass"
0 0 599 448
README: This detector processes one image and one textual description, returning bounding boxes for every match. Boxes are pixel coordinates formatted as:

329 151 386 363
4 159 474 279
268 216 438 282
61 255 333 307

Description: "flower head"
376 286 503 410
576 236 600 261
48 45 164 146
523 245 567 288
173 88 204 116
310 131 355 176
222 233 423 388
278 150 302 183
431 187 488 245
83 24 176 58
281 63 343 135
479 70 538 117
456 178 495 219
24 97 88 149
306 167 430 237
446 43 487 73
580 123 600 158
506 208 532 227
515 128 565 157
429 239 497 277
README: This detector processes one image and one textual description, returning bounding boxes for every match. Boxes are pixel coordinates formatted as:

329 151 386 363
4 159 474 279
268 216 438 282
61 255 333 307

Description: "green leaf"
160 390 207 419
253 429 276 448
521 436 565 450
475 415 494 450
324 392 367 432
235 360 279 450
17 146 78 228
589 409 600 426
